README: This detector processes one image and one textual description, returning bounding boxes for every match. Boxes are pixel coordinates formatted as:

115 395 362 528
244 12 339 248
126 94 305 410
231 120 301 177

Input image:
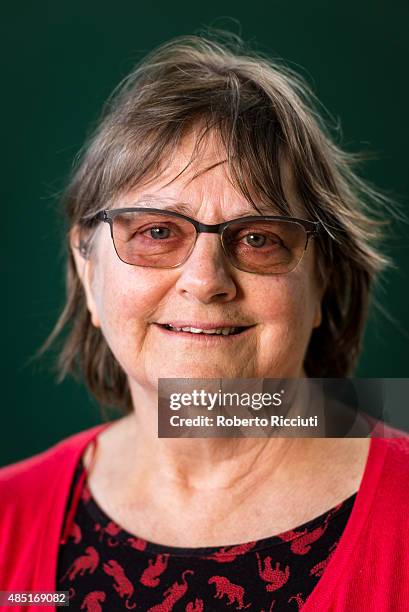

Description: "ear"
312 277 328 329
70 225 101 328
313 301 322 329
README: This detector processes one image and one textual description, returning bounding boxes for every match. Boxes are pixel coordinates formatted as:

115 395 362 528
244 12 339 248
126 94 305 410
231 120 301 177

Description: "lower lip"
153 324 254 342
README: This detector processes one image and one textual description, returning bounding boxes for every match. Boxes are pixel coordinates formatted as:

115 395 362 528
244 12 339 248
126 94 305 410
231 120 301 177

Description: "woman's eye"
142 226 171 239
242 233 282 248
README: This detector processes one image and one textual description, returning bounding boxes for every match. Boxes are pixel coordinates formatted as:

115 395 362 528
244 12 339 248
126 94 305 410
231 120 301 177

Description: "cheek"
255 275 318 352
93 262 165 345
255 274 310 317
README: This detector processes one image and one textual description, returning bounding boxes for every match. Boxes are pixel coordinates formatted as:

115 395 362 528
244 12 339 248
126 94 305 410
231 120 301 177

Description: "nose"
174 233 238 304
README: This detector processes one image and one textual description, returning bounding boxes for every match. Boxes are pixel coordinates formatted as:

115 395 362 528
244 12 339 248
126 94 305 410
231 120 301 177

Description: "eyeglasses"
87 207 321 275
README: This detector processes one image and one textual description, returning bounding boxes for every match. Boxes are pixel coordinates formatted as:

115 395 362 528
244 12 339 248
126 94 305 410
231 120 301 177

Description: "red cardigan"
0 421 408 611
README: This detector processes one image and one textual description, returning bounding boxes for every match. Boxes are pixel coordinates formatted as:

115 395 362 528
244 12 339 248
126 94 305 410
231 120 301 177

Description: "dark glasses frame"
83 207 321 274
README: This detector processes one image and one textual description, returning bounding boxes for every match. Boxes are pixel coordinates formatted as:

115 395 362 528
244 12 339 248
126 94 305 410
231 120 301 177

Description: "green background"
2 1 408 465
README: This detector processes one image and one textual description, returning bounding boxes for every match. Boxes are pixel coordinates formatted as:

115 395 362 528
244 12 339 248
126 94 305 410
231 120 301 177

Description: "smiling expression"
72 131 324 390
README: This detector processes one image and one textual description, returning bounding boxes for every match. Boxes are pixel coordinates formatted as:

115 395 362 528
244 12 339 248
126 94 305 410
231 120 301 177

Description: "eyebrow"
131 194 282 217
134 195 195 216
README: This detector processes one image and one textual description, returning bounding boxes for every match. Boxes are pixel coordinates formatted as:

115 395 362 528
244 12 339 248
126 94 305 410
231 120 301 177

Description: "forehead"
116 129 306 219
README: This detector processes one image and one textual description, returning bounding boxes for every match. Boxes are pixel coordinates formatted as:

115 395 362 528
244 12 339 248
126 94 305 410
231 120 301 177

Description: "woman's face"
72 134 323 390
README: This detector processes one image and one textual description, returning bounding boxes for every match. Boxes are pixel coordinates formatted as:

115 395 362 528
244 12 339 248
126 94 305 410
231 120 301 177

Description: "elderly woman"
1 34 408 612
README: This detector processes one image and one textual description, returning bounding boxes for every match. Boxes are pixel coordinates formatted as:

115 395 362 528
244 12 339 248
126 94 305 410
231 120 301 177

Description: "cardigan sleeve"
0 424 107 608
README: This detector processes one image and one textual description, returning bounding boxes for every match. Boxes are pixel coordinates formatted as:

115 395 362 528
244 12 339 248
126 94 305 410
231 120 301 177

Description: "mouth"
154 323 254 338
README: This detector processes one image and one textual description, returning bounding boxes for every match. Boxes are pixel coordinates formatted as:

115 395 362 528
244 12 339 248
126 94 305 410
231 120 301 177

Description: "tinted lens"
222 219 308 274
111 211 196 267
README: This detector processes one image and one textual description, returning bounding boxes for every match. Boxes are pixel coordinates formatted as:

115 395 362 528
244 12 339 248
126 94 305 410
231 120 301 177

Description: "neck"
113 380 322 496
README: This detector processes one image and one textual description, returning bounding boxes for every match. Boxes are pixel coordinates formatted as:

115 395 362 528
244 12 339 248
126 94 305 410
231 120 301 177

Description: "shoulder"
0 423 108 503
372 424 409 504
373 421 409 456
381 426 409 472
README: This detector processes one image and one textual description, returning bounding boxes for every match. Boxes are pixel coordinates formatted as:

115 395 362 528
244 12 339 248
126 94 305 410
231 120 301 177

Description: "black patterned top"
57 459 356 611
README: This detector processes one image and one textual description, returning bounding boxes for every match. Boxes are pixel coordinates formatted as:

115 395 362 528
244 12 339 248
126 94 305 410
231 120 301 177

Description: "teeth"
166 325 237 335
